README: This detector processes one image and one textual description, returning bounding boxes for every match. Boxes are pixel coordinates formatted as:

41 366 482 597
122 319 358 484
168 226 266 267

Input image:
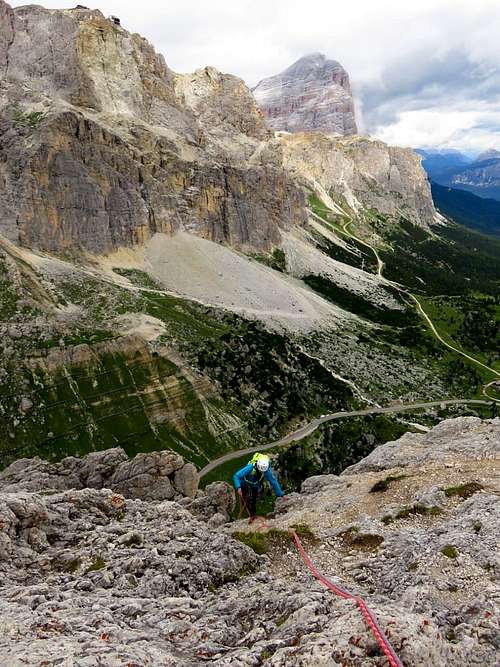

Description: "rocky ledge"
0 416 498 665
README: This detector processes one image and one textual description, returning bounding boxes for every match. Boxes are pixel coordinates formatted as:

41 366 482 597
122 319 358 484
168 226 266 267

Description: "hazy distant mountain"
416 149 472 181
448 151 500 201
419 148 500 201
252 53 357 135
431 182 500 237
476 149 500 162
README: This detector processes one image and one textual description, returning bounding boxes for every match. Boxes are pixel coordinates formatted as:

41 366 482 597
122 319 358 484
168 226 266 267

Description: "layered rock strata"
253 53 358 135
0 1 305 254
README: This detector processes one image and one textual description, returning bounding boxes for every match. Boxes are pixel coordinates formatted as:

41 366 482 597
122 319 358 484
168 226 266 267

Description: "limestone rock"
79 448 129 489
110 451 184 500
173 463 199 499
253 53 357 135
0 417 499 665
187 481 236 522
0 447 200 501
0 1 304 254
343 417 500 474
175 65 270 143
267 132 436 227
301 473 343 494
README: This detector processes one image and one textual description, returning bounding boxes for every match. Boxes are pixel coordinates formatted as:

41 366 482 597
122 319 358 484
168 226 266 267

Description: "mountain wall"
0 1 305 254
253 53 358 135
0 3 436 257
265 133 436 227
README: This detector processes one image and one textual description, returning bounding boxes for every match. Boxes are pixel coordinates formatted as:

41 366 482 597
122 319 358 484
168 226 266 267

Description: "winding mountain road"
320 203 500 399
409 293 500 402
202 202 499 479
199 398 490 477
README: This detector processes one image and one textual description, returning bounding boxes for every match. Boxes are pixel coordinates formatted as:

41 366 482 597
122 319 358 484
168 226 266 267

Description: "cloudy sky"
10 0 500 154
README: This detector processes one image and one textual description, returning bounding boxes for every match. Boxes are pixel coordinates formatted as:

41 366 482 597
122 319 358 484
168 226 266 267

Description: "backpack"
248 452 264 466
247 453 267 483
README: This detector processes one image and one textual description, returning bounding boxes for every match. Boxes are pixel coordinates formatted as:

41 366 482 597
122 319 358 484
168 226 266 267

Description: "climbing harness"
288 528 403 667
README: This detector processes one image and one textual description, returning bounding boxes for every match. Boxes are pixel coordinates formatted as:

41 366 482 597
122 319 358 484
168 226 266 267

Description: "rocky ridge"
449 154 500 200
0 2 435 259
268 132 436 228
253 53 358 136
0 416 498 665
0 1 304 254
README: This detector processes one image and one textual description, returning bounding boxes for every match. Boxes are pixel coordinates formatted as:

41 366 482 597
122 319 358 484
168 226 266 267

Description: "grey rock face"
0 1 435 257
0 1 305 254
110 451 184 500
187 481 236 522
0 0 14 73
174 462 200 499
0 417 499 665
300 473 343 494
343 416 500 474
270 132 436 227
253 53 358 135
0 447 200 501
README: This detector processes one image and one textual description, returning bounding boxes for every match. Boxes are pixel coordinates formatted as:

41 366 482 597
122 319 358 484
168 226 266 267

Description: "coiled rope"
288 528 403 667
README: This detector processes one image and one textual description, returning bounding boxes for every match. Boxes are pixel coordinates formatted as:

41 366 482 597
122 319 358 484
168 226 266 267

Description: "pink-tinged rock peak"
253 53 358 136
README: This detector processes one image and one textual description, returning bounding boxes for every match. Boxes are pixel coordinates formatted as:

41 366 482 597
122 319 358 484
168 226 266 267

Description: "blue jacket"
233 463 284 497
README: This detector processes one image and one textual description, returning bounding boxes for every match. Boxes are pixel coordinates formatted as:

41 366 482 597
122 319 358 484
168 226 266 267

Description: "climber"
233 453 284 523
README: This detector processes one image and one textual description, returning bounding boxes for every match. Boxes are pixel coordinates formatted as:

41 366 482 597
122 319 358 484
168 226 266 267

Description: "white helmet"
256 455 270 472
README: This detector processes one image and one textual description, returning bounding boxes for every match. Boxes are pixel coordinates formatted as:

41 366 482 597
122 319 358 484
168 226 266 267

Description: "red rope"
289 528 403 667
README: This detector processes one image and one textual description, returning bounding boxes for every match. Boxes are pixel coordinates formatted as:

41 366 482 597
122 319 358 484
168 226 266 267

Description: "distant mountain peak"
476 148 500 162
253 53 357 135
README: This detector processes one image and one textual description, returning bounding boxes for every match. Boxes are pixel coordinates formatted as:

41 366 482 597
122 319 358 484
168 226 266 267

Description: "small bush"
12 107 46 129
121 533 143 547
370 474 406 493
86 556 106 572
444 482 483 499
270 248 287 273
338 527 384 550
232 528 291 554
441 545 458 559
290 523 316 541
61 558 80 573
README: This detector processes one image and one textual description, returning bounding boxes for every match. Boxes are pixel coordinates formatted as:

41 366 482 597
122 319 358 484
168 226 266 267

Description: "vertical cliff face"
0 0 436 257
252 53 358 136
0 0 14 73
260 133 436 228
0 3 180 118
0 1 305 254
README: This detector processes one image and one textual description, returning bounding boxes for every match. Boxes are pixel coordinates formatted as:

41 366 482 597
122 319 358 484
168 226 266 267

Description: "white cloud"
8 0 500 152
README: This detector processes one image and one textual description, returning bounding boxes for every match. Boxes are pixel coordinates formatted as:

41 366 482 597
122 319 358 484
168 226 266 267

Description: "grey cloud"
360 49 500 130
